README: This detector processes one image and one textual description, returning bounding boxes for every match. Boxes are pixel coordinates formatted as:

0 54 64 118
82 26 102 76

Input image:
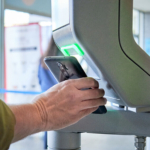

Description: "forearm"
9 104 43 143
7 78 106 143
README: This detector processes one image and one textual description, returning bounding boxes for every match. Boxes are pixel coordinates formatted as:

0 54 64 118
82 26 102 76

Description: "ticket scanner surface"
48 0 150 150
52 0 150 108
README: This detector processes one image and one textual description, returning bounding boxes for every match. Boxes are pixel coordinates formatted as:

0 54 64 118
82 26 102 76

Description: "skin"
9 78 107 143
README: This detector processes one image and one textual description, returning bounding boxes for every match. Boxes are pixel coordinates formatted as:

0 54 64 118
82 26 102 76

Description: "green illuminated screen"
60 44 84 56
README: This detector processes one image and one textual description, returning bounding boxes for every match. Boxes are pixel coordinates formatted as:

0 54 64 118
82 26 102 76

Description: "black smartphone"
44 56 107 114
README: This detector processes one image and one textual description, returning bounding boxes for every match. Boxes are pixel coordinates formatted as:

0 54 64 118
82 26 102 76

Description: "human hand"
34 78 107 131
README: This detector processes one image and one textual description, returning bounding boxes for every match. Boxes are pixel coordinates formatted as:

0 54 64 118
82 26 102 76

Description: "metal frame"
48 131 81 150
58 107 150 137
48 107 150 149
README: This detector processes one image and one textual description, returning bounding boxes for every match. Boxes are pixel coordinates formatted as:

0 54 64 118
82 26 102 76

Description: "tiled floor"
9 133 137 150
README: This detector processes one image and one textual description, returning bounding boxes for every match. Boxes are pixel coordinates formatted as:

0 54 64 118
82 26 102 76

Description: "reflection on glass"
133 10 140 35
73 55 100 80
45 57 87 83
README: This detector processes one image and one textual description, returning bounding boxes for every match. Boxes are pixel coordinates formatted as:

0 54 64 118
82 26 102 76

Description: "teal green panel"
5 0 51 17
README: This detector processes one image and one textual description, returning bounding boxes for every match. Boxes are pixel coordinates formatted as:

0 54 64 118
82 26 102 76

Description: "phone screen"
45 57 87 82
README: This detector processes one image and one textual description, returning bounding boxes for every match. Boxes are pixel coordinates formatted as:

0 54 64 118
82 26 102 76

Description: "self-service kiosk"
48 0 150 149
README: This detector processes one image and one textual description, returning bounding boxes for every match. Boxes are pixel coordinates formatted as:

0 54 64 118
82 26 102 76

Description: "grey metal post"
47 131 81 150
0 0 4 100
135 136 146 150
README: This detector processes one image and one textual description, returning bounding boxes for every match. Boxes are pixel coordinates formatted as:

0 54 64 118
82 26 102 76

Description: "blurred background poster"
5 23 42 104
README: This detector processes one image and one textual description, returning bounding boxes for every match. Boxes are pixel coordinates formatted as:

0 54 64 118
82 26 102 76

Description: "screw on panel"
135 136 146 150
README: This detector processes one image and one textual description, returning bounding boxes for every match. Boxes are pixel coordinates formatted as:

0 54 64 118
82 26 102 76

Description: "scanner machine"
48 1 150 150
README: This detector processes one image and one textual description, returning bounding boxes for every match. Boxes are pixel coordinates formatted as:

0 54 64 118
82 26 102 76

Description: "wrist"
9 103 44 142
31 103 44 132
33 94 51 131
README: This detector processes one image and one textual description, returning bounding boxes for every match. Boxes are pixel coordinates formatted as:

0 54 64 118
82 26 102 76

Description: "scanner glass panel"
52 0 70 31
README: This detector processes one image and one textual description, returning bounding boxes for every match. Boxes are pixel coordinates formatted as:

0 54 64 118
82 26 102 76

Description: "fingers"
79 98 107 110
79 107 99 118
77 88 105 101
72 78 99 90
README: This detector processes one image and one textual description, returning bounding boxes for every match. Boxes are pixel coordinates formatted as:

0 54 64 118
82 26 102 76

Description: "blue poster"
145 39 150 56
